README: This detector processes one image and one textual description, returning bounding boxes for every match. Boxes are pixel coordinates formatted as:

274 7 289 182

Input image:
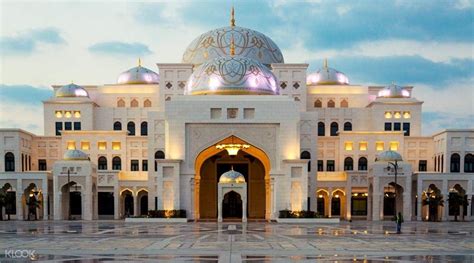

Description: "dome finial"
323 58 328 68
230 5 235 27
138 58 142 67
230 34 236 56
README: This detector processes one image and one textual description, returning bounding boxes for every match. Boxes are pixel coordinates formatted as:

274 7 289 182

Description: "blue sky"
0 0 473 135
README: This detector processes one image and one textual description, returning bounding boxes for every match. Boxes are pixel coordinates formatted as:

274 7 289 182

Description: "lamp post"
377 150 403 217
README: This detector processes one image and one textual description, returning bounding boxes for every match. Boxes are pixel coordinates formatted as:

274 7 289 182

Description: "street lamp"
378 150 403 217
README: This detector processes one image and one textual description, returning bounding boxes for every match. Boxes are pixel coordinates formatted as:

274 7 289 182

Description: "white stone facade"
1 20 473 222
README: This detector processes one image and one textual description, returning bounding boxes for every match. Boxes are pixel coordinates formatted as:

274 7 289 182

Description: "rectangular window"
418 160 427 172
55 122 63 136
359 142 368 151
142 160 148 171
131 160 139 171
98 141 107 150
73 122 81 130
67 141 75 150
326 160 335 171
112 142 121 150
394 122 401 131
344 142 353 151
384 122 392 131
376 142 384 151
64 122 72 131
389 141 399 151
38 159 47 171
317 160 324 171
403 123 410 136
81 141 90 150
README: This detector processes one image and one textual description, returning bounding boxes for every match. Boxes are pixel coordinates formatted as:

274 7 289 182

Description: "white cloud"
0 102 44 135
412 79 474 114
283 38 473 64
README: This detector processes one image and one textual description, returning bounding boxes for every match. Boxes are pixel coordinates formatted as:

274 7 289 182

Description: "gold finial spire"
230 34 235 56
230 5 235 27
323 58 328 68
138 58 142 67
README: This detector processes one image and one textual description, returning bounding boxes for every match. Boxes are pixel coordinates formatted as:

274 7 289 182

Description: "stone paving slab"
0 220 472 262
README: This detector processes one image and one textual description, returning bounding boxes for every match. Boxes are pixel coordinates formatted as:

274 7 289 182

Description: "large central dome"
182 25 284 67
185 55 279 95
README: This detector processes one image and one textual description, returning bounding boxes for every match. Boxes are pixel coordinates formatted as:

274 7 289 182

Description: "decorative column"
372 194 381 221
328 193 332 218
189 178 195 221
16 193 23 221
417 179 423 221
133 193 138 216
242 193 247 223
114 188 119 219
346 191 352 221
42 193 48 220
194 178 200 220
442 191 449 221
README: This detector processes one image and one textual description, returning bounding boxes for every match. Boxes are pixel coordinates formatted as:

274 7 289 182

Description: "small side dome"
185 55 279 95
307 59 349 85
219 169 246 184
377 83 410 98
117 59 159 85
56 83 89 98
63 149 89 160
377 150 403 162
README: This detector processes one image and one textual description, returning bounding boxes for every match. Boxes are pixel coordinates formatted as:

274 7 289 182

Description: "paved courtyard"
0 220 472 262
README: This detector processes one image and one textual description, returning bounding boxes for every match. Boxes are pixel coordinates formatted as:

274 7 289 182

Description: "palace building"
0 9 473 222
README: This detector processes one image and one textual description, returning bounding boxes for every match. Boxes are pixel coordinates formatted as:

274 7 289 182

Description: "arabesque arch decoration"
193 135 272 220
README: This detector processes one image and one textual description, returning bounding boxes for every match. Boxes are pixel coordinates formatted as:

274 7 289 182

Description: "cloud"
0 27 65 55
88 41 152 56
422 112 473 136
304 56 473 86
0 84 52 135
0 84 53 104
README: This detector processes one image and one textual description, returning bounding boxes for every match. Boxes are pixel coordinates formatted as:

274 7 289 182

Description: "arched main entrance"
222 191 243 218
194 136 271 221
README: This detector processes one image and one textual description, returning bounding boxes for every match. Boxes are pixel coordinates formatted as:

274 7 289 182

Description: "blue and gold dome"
219 169 246 184
117 59 159 85
182 7 284 67
55 83 89 98
307 59 349 85
185 55 279 95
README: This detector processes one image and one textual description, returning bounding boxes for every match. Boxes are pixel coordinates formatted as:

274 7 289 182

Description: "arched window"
140 121 148 136
143 99 152 107
300 151 311 172
330 122 339 136
112 156 121 170
117 99 125 108
21 154 24 171
344 157 353 171
127 122 135 136
465 154 474 173
340 99 348 108
113 121 122 131
327 99 335 108
343 122 352 131
98 156 107 170
154 150 165 171
318 122 325 136
5 152 15 172
130 99 139 108
441 154 444 172
294 97 300 102
358 157 368 171
450 153 460 172
314 99 322 108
